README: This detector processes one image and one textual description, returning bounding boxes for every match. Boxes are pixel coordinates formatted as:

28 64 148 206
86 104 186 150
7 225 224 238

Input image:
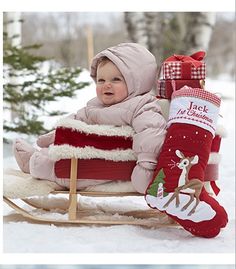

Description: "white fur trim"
215 124 227 137
208 153 221 164
3 169 136 199
56 118 135 138
3 169 63 199
49 145 220 163
49 144 137 162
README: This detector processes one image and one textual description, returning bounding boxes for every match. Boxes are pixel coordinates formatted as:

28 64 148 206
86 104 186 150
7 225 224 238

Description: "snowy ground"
0 264 234 269
3 75 235 254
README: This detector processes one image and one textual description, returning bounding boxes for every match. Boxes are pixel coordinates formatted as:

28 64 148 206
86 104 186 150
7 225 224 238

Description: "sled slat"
3 196 178 227
52 190 142 197
69 158 78 220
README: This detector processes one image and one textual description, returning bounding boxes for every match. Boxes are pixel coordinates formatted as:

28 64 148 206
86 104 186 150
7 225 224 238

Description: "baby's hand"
138 161 156 171
37 130 55 148
131 162 156 194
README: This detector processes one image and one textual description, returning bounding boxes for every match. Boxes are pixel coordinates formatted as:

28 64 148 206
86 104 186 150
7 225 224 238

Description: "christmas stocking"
146 86 228 238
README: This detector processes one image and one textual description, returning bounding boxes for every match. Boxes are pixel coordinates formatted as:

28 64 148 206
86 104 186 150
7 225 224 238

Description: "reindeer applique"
164 150 204 216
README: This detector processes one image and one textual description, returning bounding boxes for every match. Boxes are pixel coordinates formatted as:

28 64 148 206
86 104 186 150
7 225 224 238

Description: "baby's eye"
97 79 105 84
112 77 122 82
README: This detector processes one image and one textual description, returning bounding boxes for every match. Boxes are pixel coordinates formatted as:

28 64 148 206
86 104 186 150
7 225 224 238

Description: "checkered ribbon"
163 62 206 80
156 79 204 99
161 51 206 80
157 80 166 98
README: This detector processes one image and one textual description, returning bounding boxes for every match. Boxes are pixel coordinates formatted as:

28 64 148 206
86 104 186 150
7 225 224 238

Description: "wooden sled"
3 163 177 228
3 100 224 228
3 193 176 227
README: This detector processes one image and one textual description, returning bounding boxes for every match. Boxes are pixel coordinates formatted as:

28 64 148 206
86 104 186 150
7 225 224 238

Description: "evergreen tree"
146 168 167 197
3 30 90 137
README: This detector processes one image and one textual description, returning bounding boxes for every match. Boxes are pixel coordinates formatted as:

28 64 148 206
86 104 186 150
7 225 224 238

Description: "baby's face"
96 61 128 106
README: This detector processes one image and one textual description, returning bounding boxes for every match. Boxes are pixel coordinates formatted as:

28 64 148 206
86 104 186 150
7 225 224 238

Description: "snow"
2 76 235 257
0 264 234 269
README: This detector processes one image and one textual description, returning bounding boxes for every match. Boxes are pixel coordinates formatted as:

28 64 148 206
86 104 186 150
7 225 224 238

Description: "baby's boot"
13 138 37 173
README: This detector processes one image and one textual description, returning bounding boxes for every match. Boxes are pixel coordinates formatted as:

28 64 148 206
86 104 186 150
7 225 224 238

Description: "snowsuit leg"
29 148 110 190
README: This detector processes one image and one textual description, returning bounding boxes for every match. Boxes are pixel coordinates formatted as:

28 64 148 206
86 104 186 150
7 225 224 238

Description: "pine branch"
3 30 91 136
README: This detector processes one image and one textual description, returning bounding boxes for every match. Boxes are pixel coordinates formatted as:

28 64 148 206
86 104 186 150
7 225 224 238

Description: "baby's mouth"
104 92 114 96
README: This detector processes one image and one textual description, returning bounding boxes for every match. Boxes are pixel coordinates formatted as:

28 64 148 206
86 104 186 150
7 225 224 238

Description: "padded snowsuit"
30 43 167 193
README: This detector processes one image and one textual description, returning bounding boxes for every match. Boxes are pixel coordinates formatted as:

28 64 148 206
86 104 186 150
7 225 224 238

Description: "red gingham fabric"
162 62 206 80
156 79 203 99
171 86 221 107
156 80 166 98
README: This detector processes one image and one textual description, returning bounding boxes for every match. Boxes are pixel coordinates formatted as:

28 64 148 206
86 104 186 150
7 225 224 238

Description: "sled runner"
3 99 225 227
3 168 176 227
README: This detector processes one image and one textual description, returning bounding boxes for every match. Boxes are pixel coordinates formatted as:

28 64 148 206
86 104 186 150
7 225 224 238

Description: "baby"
13 43 167 193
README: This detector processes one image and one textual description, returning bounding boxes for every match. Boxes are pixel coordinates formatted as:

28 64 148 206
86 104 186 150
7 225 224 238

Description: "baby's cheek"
96 87 102 97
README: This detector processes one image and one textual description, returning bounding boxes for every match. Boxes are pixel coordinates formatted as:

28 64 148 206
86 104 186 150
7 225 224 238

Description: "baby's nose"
103 81 112 88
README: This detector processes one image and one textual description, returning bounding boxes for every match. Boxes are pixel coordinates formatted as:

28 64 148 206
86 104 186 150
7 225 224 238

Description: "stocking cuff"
168 86 221 136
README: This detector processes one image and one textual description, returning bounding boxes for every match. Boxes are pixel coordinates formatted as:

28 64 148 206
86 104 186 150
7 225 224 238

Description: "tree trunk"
125 12 216 64
5 12 22 47
124 12 148 47
5 12 23 121
182 12 216 54
124 12 165 69
144 12 165 66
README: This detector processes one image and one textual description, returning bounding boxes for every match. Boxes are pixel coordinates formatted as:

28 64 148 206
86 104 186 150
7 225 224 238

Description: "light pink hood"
90 43 157 101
